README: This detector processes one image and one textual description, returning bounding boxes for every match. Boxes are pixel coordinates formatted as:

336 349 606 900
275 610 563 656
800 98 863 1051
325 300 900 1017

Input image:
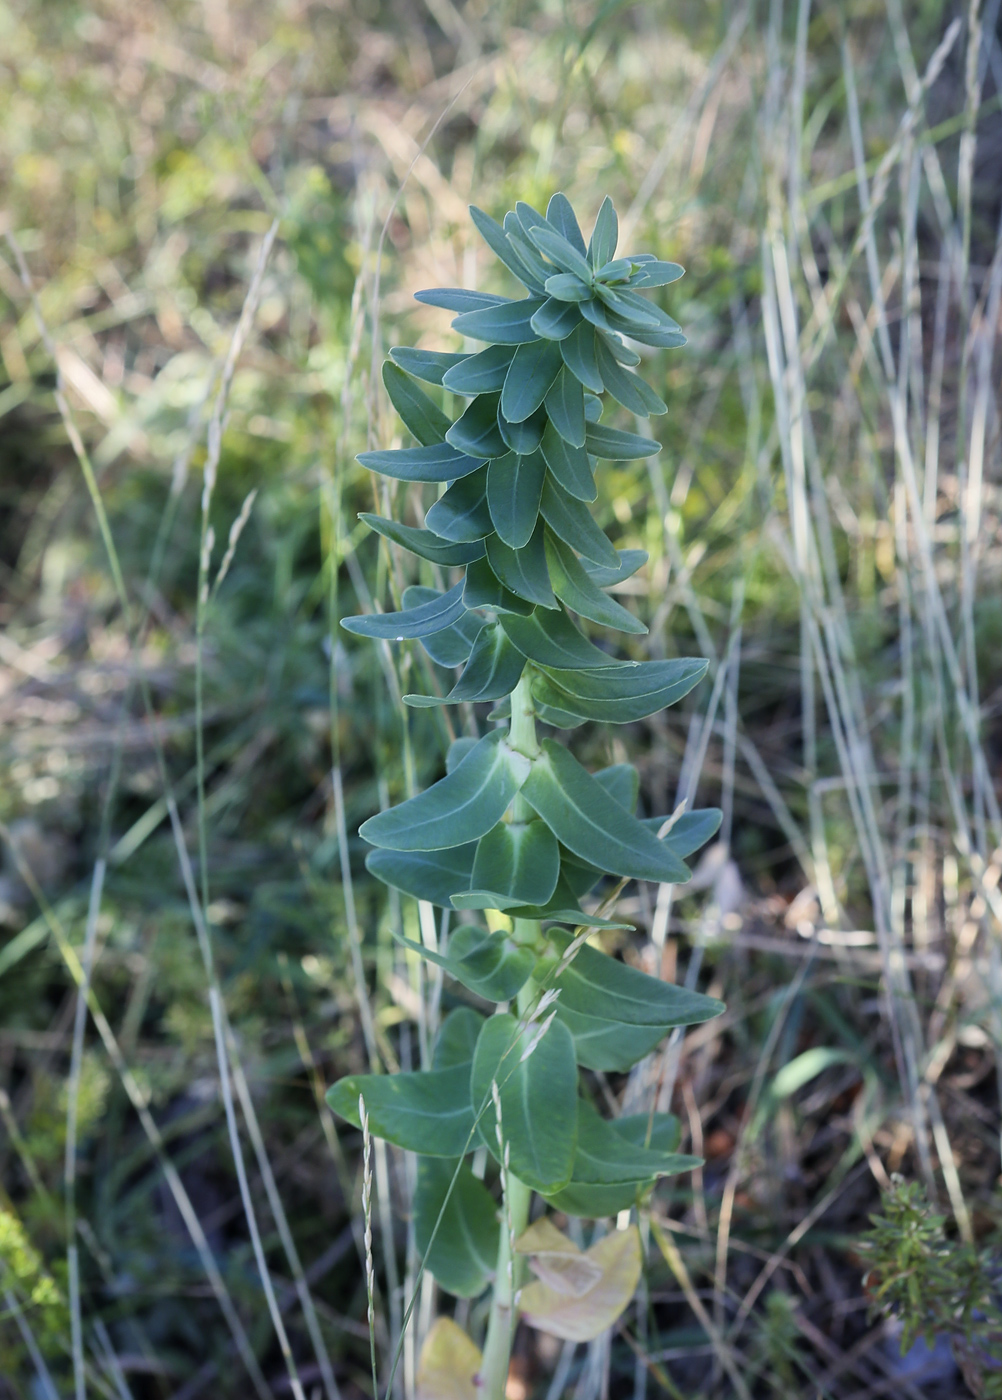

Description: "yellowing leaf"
417 1318 482 1400
519 1225 642 1341
514 1218 602 1298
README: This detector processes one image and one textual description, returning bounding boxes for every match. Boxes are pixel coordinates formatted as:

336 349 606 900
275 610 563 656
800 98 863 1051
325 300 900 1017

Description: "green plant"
860 1176 1002 1398
325 192 724 1396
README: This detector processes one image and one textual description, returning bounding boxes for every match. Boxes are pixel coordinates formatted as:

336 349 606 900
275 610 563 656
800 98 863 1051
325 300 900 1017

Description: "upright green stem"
480 673 540 1397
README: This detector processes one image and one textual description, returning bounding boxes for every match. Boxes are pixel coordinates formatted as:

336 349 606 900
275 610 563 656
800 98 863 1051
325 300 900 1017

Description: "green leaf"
326 1066 475 1156
544 367 586 448
641 808 722 858
360 731 531 851
358 442 485 482
629 259 684 287
544 273 590 302
598 333 640 366
615 1112 682 1154
447 738 480 774
487 451 546 549
545 1110 691 1216
532 657 708 723
544 532 647 635
584 424 662 460
382 362 451 444
366 844 475 906
499 607 633 671
469 204 547 293
360 513 485 566
502 871 633 929
620 324 686 350
539 932 724 1030
512 200 549 237
470 820 560 907
397 924 535 1003
587 196 618 267
435 1008 485 1068
539 475 618 568
501 340 564 423
442 344 517 395
526 223 594 284
503 215 555 286
425 468 492 542
416 288 511 312
419 607 485 667
540 420 595 501
582 548 648 587
498 407 546 455
520 741 691 882
405 623 525 705
545 193 587 255
553 1010 676 1074
530 297 582 340
464 558 535 615
604 285 678 328
452 299 547 344
342 581 467 640
594 282 661 330
559 322 604 393
414 1156 499 1298
446 394 508 459
593 762 638 812
570 1098 699 1184
594 337 668 417
388 347 468 385
471 1013 577 1193
594 258 634 282
486 521 557 609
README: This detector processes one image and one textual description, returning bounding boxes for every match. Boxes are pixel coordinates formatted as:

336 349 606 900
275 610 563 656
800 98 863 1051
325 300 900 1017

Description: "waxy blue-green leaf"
544 367 586 448
452 298 547 344
540 420 595 501
530 297 582 340
570 1099 699 1184
584 424 662 460
498 407 545 455
471 1013 577 1193
539 476 618 568
405 623 525 706
521 741 691 882
551 1009 668 1074
559 321 603 393
442 344 517 395
366 844 476 906
413 1156 499 1298
587 196 618 267
594 762 639 813
425 468 492 542
382 362 451 444
326 1065 474 1156
526 222 595 284
435 1008 485 1068
487 451 546 549
629 259 684 287
358 441 485 482
594 337 668 416
388 346 468 385
360 513 485 566
342 580 467 640
360 730 531 851
486 522 556 609
446 737 480 774
499 607 632 671
598 331 640 366
469 204 547 293
512 200 549 237
544 273 590 302
539 932 723 1030
621 324 687 349
446 393 508 459
396 924 535 1003
470 820 560 907
532 657 708 723
545 1107 694 1216
464 557 535 616
501 340 564 423
641 807 723 858
594 282 661 329
416 288 511 313
545 192 587 255
544 532 647 635
503 871 633 929
582 548 648 588
606 284 679 328
594 258 634 282
419 607 485 667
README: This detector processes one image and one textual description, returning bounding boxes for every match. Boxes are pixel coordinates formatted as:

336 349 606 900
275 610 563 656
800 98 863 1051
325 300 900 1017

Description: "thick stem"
479 677 541 1397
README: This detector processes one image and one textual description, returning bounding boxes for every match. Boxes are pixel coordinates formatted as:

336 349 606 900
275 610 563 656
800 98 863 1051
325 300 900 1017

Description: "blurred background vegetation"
1 0 1001 1395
